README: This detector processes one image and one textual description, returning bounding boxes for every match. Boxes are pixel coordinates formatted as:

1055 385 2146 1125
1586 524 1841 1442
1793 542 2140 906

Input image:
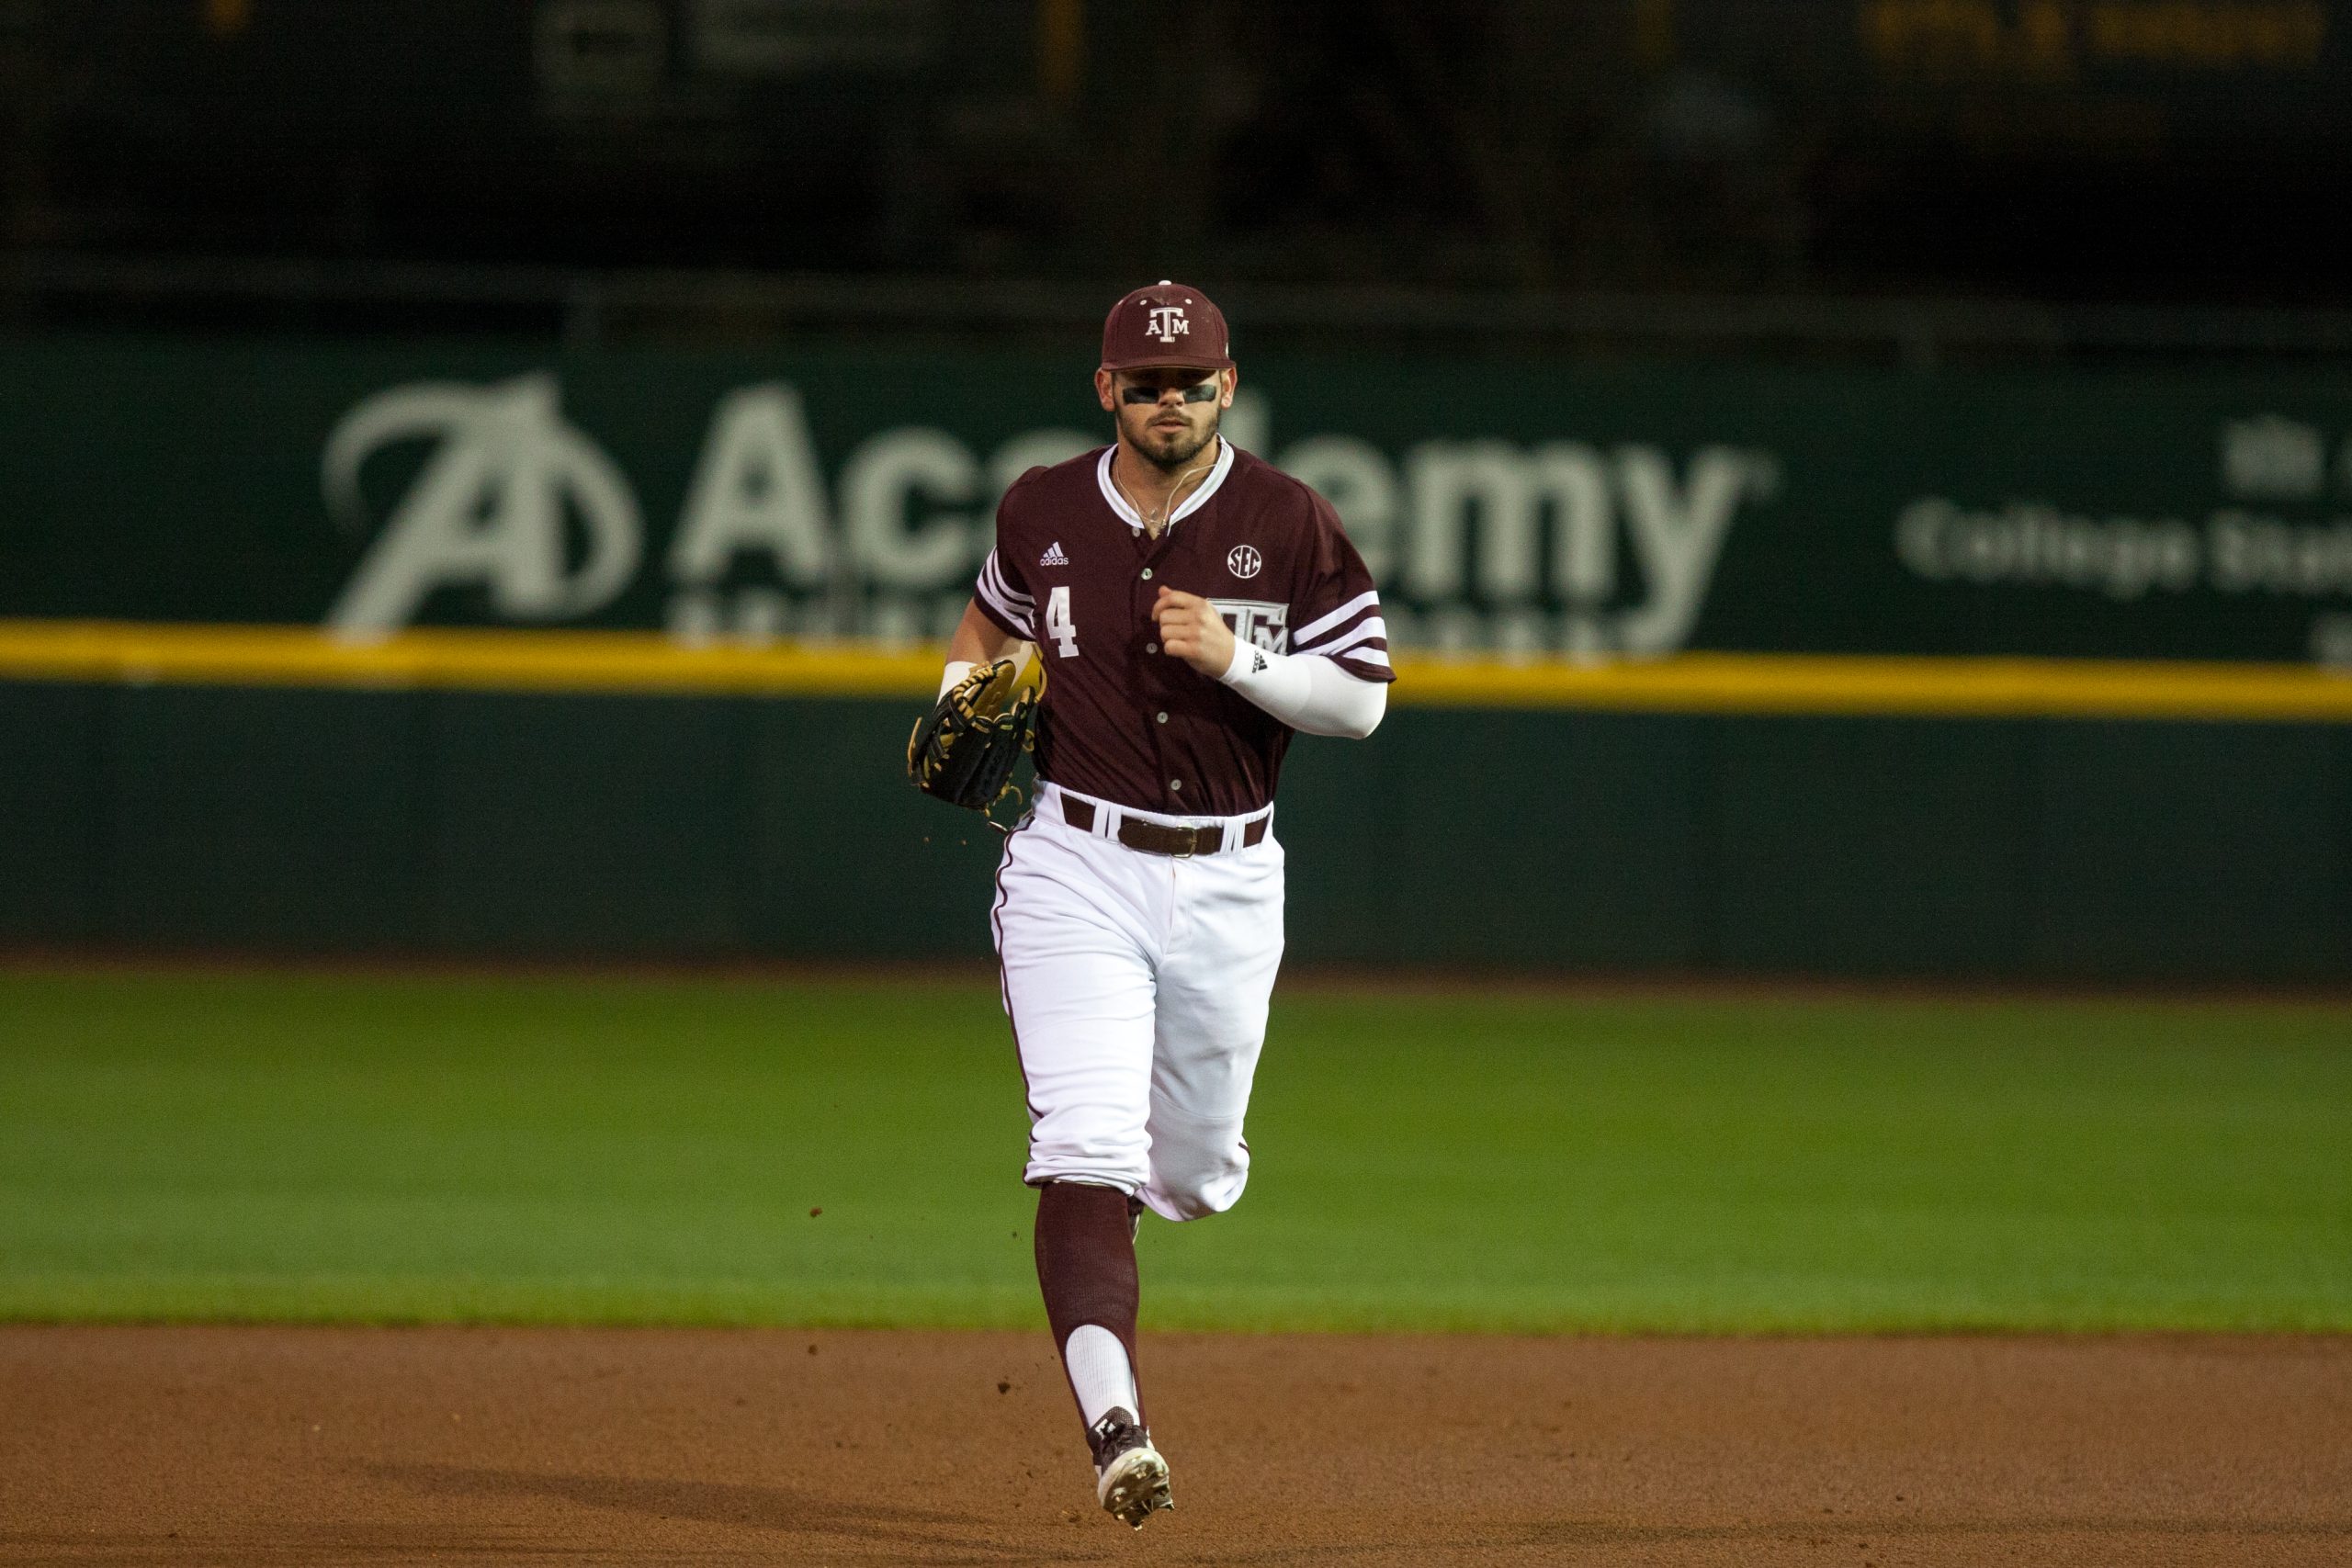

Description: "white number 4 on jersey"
1046 585 1080 658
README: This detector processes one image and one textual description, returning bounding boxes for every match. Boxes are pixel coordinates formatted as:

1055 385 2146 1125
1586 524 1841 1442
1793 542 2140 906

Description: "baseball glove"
907 656 1045 818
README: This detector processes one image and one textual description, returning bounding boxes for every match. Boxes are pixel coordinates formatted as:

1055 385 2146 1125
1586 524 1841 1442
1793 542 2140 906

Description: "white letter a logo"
324 375 641 637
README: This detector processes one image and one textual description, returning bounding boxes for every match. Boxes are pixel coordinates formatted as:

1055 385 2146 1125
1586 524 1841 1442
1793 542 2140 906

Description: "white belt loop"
1069 784 1118 844
1225 805 1272 853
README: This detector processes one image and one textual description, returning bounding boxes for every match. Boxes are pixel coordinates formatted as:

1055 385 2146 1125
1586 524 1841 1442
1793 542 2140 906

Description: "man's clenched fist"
1153 587 1238 679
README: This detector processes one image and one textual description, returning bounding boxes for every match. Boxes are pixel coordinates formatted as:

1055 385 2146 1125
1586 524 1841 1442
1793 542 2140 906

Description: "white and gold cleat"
1088 1408 1173 1529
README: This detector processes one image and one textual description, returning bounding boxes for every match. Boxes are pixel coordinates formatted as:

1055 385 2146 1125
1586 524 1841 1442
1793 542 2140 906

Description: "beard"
1128 409 1220 471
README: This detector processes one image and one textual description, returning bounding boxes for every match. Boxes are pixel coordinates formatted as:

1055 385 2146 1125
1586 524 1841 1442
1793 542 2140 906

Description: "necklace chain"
1116 442 1217 538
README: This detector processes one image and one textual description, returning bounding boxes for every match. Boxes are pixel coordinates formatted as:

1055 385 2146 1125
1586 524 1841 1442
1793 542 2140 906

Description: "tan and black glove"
907 657 1045 817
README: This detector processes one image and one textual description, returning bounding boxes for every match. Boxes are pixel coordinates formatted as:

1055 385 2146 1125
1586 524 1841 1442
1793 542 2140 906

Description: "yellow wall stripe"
0 620 942 698
1398 651 2352 722
4 618 2351 722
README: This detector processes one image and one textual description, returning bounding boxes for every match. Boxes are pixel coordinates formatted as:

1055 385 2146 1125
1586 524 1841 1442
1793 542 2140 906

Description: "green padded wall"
0 682 107 944
5 681 2346 982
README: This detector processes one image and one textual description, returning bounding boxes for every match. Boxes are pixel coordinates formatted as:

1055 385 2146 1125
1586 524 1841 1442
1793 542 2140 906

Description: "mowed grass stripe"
0 971 2346 1332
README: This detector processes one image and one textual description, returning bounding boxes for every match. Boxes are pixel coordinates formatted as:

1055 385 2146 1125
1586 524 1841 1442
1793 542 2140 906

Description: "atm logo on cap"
1146 306 1191 343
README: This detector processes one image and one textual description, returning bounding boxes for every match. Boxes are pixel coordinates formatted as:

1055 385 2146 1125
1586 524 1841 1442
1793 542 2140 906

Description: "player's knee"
1025 1122 1149 1195
1141 1142 1250 1222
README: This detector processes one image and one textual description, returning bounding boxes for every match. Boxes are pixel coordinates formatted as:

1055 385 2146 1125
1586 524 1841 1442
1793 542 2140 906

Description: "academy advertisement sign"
6 336 2352 664
314 369 1774 659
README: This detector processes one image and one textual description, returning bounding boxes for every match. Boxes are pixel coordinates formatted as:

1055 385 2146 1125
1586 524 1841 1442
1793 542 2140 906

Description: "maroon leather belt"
1060 795 1268 857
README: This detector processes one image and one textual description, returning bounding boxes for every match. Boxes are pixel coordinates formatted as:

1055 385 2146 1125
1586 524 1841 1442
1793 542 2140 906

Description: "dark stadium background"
11 1 2352 337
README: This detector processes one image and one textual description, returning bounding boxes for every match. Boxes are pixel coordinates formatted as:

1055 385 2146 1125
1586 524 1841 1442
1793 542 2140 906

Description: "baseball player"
932 282 1393 1529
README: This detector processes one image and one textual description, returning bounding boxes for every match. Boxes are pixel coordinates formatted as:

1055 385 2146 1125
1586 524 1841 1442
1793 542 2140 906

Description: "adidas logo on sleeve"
1040 541 1071 567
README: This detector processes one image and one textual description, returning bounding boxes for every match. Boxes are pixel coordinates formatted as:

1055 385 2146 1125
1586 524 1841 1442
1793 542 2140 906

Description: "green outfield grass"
1 968 2346 1332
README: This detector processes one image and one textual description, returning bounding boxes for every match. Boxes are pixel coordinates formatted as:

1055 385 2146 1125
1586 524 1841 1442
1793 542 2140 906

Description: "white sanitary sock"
1063 1324 1140 1431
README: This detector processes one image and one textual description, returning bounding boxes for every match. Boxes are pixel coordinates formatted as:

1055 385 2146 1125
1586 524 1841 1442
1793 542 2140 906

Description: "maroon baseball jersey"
970 440 1393 818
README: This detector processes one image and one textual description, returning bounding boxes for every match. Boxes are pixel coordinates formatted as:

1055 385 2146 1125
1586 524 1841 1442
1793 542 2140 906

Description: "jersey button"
1140 568 1154 581
1146 642 1159 654
1170 780 1182 792
1155 711 1168 724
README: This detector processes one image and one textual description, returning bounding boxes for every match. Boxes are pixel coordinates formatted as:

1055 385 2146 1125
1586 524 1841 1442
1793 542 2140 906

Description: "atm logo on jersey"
1210 599 1288 654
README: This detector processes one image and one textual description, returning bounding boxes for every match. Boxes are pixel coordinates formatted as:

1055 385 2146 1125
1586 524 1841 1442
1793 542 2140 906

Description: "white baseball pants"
991 782 1285 1222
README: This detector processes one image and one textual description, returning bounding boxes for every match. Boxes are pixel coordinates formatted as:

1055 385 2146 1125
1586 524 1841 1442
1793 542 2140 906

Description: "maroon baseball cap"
1100 280 1235 373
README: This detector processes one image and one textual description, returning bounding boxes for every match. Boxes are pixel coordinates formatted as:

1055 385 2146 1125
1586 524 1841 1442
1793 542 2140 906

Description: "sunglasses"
1119 378 1221 405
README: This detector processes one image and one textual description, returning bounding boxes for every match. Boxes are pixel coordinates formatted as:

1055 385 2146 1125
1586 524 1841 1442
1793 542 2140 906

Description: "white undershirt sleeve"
1215 642 1387 739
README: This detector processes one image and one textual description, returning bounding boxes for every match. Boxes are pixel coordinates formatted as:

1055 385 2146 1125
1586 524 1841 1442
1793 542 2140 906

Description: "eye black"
1120 380 1217 405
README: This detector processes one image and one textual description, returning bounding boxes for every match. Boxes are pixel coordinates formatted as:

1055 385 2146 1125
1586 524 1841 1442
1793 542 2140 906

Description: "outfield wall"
4 675 2346 981
5 334 2350 979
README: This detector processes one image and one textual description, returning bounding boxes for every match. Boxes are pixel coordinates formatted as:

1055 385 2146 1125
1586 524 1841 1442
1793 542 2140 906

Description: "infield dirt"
2 1327 2345 1566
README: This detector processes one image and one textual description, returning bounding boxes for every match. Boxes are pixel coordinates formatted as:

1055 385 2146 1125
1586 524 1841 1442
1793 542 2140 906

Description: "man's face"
1096 366 1234 470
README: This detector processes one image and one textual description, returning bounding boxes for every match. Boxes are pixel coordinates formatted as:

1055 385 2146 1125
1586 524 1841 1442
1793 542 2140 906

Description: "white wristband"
1216 641 1386 739
1216 639 1296 694
938 660 978 699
